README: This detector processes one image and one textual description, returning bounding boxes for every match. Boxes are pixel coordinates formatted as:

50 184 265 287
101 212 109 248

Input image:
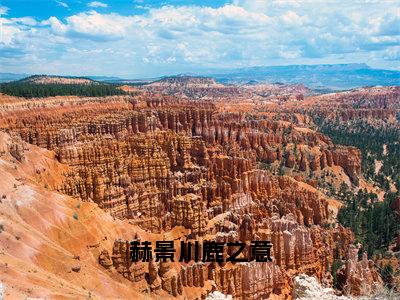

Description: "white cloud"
55 1 69 8
281 11 308 26
279 49 302 59
88 1 108 8
46 16 67 34
0 5 9 15
1 1 399 76
382 46 400 60
10 17 38 26
0 19 22 45
377 14 400 36
48 11 134 40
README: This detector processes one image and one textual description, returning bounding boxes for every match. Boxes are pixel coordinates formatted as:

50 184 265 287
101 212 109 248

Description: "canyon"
0 78 398 299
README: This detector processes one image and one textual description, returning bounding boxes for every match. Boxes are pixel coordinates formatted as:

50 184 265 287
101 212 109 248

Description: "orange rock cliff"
0 86 391 299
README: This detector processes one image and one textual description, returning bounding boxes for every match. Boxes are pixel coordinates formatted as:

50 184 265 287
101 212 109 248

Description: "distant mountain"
152 75 218 86
1 75 127 98
19 75 99 85
87 75 124 82
0 73 122 84
0 73 30 83
1 64 398 89
202 64 399 90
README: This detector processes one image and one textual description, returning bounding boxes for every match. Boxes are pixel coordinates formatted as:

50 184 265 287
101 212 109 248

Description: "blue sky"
1 0 399 78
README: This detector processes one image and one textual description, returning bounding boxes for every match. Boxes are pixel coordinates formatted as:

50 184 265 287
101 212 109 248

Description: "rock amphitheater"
1 84 397 299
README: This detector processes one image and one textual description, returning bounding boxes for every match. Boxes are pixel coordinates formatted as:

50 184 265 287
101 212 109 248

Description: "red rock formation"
332 146 361 185
0 88 386 299
336 245 383 296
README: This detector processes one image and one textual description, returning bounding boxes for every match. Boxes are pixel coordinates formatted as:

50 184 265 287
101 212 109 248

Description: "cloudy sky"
0 0 399 78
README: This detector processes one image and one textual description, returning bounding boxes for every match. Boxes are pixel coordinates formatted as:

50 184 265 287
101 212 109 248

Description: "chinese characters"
129 240 273 263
